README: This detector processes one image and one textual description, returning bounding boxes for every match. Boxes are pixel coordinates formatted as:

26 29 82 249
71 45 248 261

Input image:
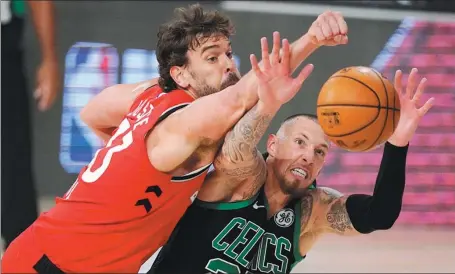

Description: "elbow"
80 102 96 127
347 195 401 234
80 105 91 126
371 202 402 230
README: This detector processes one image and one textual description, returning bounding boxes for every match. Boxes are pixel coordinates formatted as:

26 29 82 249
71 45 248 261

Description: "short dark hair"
281 113 318 125
156 4 235 92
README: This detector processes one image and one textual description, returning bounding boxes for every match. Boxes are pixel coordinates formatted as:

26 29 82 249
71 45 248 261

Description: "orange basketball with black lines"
316 66 400 152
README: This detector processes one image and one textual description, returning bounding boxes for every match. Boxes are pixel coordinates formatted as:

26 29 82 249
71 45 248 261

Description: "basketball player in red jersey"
1 5 348 273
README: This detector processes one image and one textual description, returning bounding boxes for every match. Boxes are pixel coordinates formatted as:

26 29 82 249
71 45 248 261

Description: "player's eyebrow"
299 133 329 150
200 44 220 54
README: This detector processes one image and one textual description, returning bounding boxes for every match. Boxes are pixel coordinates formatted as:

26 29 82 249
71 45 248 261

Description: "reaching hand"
307 11 348 46
388 68 435 146
250 31 314 108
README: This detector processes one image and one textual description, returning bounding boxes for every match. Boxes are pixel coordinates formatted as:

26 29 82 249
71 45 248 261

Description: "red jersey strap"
128 83 159 113
127 87 194 142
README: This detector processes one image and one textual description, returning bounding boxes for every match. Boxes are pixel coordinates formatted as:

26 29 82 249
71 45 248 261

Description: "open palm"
250 31 314 107
389 68 435 146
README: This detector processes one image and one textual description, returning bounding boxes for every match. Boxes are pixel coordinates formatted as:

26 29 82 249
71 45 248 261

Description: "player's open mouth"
291 168 309 179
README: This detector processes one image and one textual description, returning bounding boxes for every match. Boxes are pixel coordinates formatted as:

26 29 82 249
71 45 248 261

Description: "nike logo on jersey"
252 201 265 209
190 191 199 203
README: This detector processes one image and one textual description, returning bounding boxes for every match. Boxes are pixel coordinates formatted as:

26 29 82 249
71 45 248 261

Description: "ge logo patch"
274 208 295 228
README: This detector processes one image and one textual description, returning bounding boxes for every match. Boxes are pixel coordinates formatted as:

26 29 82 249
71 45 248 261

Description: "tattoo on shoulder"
300 194 314 232
319 187 343 205
326 199 354 233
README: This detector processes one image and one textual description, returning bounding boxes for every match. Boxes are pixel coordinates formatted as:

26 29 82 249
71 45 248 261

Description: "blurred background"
1 0 455 272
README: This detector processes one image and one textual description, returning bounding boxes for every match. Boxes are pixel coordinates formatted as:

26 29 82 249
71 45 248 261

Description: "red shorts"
2 225 63 273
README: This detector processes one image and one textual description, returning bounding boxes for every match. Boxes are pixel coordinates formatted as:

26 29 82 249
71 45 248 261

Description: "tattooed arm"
315 187 359 235
197 101 279 202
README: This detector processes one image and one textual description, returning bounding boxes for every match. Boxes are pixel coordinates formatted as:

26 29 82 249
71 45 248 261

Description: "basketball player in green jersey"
148 18 435 274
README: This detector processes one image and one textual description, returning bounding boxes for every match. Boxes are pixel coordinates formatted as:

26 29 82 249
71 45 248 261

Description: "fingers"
327 14 340 36
310 11 348 45
250 54 266 82
406 68 418 99
271 31 281 65
394 69 403 97
412 77 427 103
333 11 348 35
292 64 314 90
418 97 435 117
320 16 332 38
311 21 325 42
281 39 291 75
38 89 51 111
260 37 271 70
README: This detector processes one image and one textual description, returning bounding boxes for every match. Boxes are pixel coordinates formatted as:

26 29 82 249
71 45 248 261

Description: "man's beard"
196 72 241 97
220 72 240 90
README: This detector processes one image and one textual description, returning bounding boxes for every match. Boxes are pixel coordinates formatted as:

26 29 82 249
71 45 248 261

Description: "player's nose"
299 147 315 165
223 55 234 72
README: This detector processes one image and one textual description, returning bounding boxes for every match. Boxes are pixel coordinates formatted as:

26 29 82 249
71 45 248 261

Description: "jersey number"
205 258 240 274
81 118 133 183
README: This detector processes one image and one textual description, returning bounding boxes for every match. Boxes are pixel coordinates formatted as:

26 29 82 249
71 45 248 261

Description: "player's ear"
267 134 277 157
170 66 189 89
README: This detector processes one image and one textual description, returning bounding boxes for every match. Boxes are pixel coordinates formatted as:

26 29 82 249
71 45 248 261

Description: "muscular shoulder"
317 187 344 201
299 187 345 230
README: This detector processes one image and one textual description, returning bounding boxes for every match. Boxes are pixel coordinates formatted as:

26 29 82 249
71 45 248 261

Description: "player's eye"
207 56 218 63
315 149 326 157
295 138 305 146
226 51 233 59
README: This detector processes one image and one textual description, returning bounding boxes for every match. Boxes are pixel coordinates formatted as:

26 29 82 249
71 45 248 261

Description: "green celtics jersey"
247 197 305 273
149 185 310 274
149 190 266 274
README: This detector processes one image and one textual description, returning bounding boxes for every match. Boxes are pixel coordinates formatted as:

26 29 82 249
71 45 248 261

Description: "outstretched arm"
197 36 314 201
198 11 349 201
235 11 348 109
312 141 408 236
307 68 434 238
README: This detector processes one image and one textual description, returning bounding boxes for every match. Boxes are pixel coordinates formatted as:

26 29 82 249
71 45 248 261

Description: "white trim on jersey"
171 162 212 182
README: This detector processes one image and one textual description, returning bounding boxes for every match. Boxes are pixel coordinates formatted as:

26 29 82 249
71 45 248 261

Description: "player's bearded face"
185 36 239 97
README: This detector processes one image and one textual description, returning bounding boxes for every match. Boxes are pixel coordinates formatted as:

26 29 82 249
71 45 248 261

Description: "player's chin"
220 73 240 90
282 175 307 194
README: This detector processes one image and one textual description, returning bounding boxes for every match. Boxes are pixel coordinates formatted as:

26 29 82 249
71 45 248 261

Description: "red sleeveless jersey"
32 85 211 272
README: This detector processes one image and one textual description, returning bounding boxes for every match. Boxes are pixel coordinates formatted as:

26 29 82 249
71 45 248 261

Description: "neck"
264 165 293 218
175 85 198 99
182 89 198 99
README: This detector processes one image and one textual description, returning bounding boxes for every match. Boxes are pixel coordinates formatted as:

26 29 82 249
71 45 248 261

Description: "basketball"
316 66 400 152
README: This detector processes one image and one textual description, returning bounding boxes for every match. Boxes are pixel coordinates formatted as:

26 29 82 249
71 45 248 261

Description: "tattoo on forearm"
326 199 354 233
221 104 272 164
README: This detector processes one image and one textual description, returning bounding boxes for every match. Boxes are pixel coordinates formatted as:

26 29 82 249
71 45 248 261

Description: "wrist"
295 33 320 53
386 137 409 147
387 132 410 147
256 100 281 116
